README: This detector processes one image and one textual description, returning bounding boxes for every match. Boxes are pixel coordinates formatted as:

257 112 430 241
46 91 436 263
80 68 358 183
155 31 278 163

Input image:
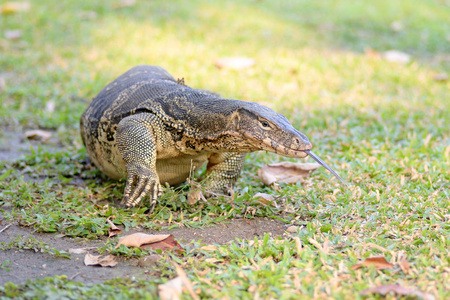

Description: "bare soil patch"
0 216 287 285
0 130 63 162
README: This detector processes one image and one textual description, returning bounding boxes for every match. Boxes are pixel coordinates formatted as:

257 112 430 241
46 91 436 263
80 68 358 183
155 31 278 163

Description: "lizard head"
229 101 346 184
231 102 312 158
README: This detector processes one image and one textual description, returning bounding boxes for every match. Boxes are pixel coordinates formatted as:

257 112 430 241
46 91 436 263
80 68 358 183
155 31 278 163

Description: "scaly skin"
80 65 313 210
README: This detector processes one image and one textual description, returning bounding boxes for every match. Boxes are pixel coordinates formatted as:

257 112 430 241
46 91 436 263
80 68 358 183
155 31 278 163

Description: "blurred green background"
1 0 448 143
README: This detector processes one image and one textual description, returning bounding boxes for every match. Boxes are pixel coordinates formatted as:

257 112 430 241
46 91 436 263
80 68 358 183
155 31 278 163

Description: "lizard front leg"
204 152 246 194
116 113 163 210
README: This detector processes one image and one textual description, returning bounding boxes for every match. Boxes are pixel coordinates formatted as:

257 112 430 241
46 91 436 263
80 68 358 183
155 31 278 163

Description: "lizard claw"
120 167 162 208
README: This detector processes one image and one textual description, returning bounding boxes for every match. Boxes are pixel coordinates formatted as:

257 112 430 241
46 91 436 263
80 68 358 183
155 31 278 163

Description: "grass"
0 0 449 298
1 234 70 259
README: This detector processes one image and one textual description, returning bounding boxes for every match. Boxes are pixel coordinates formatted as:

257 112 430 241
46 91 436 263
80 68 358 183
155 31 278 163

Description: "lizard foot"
120 165 162 208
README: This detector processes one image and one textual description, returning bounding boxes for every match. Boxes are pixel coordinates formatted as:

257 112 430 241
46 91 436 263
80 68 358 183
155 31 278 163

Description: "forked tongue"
304 150 346 185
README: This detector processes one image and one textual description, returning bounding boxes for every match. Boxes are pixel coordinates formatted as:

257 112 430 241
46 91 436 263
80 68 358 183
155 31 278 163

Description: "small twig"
69 272 81 281
0 224 12 233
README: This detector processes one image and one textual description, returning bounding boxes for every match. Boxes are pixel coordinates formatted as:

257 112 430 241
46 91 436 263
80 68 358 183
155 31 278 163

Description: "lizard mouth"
269 144 310 158
304 150 346 185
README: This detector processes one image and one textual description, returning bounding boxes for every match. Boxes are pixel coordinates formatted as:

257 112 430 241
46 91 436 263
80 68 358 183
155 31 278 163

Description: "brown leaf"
116 233 183 253
351 257 394 270
158 277 183 300
383 50 411 64
0 2 30 14
360 284 435 300
215 57 255 70
253 192 276 206
286 226 299 233
257 162 321 186
79 10 98 20
84 253 118 267
364 48 381 59
432 73 448 81
4 30 22 40
390 21 404 31
106 219 122 237
141 235 184 254
112 0 135 9
24 130 52 142
68 247 97 254
172 261 200 300
115 233 170 248
45 101 55 113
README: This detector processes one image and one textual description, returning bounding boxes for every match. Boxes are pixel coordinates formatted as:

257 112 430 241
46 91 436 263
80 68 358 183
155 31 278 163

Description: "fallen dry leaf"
364 48 381 59
106 219 122 237
0 2 30 14
158 262 201 300
112 0 135 9
4 30 22 40
360 284 435 300
215 57 255 70
253 192 276 207
45 101 55 113
286 226 299 233
432 73 448 81
383 50 411 64
116 233 170 248
258 162 321 186
390 21 403 31
68 247 97 254
158 277 183 300
141 235 184 254
172 261 200 300
116 233 183 253
24 130 52 142
84 253 118 267
79 10 98 20
351 257 394 270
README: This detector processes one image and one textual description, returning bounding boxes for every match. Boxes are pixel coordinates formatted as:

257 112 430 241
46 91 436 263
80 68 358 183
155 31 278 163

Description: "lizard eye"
260 120 271 129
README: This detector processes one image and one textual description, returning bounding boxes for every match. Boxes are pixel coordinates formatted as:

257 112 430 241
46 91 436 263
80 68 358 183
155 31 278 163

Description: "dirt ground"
0 216 287 286
0 130 36 162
